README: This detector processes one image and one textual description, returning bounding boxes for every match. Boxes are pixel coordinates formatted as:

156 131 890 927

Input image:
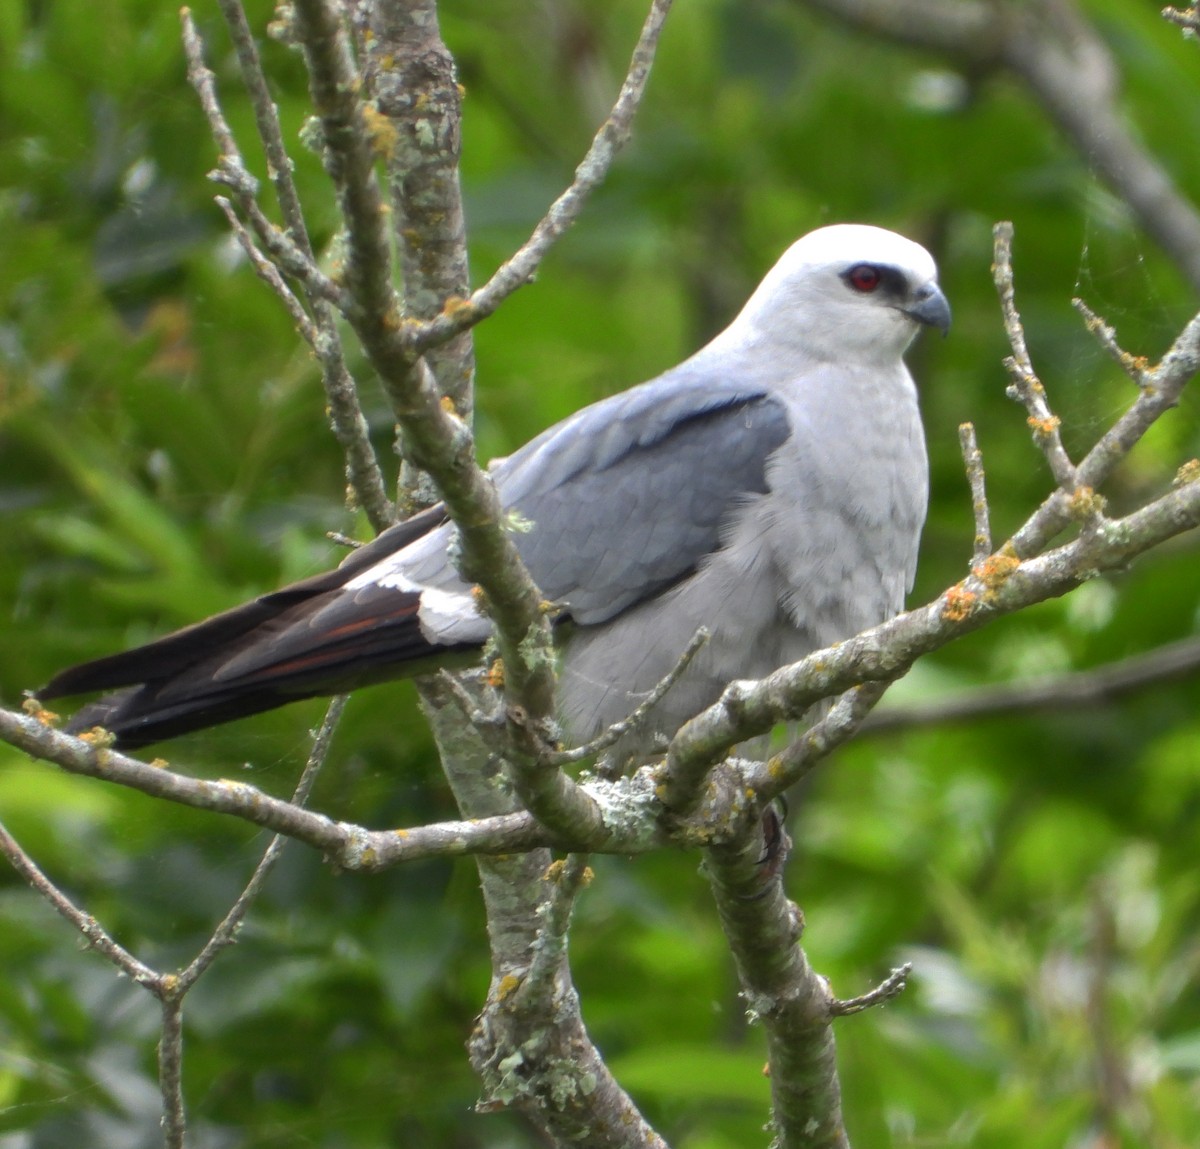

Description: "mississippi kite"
41 224 949 751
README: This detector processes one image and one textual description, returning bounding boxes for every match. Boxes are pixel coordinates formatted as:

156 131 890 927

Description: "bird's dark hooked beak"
903 282 952 336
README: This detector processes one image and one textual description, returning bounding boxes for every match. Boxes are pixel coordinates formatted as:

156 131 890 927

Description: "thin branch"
745 682 893 802
154 696 347 1146
434 667 506 745
176 695 346 992
829 965 911 1017
993 222 1079 493
216 197 319 346
1072 298 1149 386
182 7 394 531
504 698 612 842
659 473 1200 816
159 998 187 1149
180 14 341 307
512 854 592 1011
545 626 709 766
408 0 676 351
1163 6 1200 36
1010 302 1200 558
238 198 349 307
861 632 1200 734
215 0 313 254
959 422 992 565
0 818 160 988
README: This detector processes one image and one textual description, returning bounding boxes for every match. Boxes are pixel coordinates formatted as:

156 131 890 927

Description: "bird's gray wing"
497 379 793 623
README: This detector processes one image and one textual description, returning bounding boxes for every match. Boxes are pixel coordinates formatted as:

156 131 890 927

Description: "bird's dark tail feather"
38 505 479 750
58 682 327 751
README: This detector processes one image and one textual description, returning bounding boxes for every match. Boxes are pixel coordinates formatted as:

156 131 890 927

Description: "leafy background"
1 0 1198 1145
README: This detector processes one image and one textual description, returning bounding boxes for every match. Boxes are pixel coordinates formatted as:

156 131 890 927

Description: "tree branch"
407 0 676 351
280 0 559 728
660 473 1200 815
1008 284 1200 560
993 222 1079 494
861 632 1200 734
182 7 394 531
705 823 848 1148
0 818 161 987
959 422 993 566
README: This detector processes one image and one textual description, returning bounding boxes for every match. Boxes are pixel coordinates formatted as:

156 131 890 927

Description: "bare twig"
182 7 394 531
1 704 585 861
237 198 350 307
862 632 1200 733
215 0 313 255
216 197 320 346
829 964 911 1017
512 854 593 1010
993 222 1079 493
1073 298 1149 386
1010 302 1200 558
1163 6 1200 36
434 667 505 741
545 627 710 766
177 695 345 991
959 422 992 565
746 681 893 801
0 818 160 987
326 530 363 550
159 998 187 1149
409 0 676 351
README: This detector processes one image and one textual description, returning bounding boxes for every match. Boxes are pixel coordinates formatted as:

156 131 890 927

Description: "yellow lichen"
1068 486 1107 519
941 583 977 622
496 973 522 1001
975 550 1020 590
1173 458 1200 487
22 697 60 728
440 294 474 320
79 727 116 750
1026 414 1061 437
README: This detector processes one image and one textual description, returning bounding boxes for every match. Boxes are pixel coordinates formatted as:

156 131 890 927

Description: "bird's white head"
728 223 950 364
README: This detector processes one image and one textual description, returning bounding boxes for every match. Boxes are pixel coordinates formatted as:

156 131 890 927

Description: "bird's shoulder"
494 361 790 502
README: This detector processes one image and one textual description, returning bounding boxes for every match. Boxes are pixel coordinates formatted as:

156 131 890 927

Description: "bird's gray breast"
557 359 928 751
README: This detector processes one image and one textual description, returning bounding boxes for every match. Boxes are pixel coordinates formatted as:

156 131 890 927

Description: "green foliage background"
1 0 1199 1145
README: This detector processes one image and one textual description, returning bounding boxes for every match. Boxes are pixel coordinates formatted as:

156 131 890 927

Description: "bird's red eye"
847 264 882 293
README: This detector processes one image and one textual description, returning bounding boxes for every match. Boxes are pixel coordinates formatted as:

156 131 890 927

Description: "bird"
39 224 949 753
